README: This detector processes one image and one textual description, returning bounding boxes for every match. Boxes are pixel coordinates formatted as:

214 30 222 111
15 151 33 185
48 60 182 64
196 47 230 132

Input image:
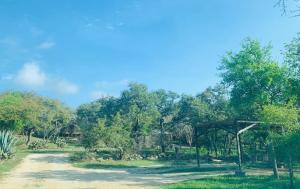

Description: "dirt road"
0 153 233 189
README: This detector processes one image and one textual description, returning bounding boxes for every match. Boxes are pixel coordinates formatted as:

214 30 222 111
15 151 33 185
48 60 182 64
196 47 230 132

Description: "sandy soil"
0 153 233 189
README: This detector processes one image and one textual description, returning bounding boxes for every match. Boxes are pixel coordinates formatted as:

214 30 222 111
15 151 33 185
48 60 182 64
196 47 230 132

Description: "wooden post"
235 123 257 176
236 133 242 172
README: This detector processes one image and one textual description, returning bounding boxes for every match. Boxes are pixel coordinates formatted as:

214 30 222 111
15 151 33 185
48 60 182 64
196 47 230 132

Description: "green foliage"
119 83 160 148
55 138 67 148
176 95 209 126
36 98 73 140
69 151 96 162
284 34 300 106
0 91 73 144
95 148 122 160
219 39 289 119
260 103 299 131
0 92 31 131
0 130 17 159
275 132 300 161
77 83 160 154
80 127 100 149
162 175 300 189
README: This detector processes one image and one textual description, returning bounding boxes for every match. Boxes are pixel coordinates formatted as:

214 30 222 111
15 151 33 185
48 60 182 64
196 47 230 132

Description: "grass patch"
153 165 237 174
0 150 28 178
73 158 236 175
74 159 168 169
162 175 300 189
29 143 84 154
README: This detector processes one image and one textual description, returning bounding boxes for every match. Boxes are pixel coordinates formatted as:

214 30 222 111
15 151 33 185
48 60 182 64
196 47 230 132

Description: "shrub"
95 148 127 160
69 151 96 162
28 139 48 150
0 130 17 159
123 153 143 160
55 138 66 148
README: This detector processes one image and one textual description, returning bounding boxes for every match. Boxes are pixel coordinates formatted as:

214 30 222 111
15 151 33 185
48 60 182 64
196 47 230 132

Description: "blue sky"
0 0 299 107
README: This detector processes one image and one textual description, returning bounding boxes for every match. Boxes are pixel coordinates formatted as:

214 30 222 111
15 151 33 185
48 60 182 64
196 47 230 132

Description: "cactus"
0 130 17 159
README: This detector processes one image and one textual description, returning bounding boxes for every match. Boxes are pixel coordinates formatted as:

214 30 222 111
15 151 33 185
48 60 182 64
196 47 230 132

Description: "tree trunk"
196 144 200 167
288 156 295 189
269 143 279 179
213 144 218 158
195 127 200 167
26 128 33 145
213 127 218 158
252 142 258 163
159 118 166 153
175 146 180 160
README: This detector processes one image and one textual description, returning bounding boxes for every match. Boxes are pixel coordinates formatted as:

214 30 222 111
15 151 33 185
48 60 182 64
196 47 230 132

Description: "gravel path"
0 153 234 189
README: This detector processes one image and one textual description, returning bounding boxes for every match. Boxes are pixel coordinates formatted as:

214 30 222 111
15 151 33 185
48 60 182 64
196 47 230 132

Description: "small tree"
176 95 210 167
260 103 299 188
182 124 194 151
103 113 133 159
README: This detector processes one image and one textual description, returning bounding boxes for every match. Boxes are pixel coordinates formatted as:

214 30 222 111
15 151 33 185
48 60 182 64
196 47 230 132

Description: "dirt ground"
0 153 235 189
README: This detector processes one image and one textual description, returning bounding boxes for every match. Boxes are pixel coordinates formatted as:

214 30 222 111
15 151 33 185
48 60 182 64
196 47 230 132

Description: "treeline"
76 37 300 184
1 37 300 186
0 91 74 144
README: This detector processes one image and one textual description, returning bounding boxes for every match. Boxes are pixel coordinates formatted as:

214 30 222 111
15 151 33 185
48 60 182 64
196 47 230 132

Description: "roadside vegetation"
163 175 300 189
1 32 300 189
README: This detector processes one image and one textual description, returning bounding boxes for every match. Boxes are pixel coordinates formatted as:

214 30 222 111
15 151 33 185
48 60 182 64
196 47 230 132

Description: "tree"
119 83 159 150
276 0 300 16
219 39 290 177
219 39 289 120
182 124 194 151
153 89 179 153
0 91 73 144
285 34 300 106
176 95 210 167
260 103 299 188
0 92 42 144
77 100 105 149
0 92 28 131
197 85 231 158
102 113 133 159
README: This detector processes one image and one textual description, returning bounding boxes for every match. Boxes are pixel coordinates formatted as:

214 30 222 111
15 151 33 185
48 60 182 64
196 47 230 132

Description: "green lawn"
162 175 300 189
73 159 168 169
0 150 28 178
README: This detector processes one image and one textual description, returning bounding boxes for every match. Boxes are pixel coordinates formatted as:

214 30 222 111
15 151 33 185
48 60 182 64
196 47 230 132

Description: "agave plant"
0 130 17 159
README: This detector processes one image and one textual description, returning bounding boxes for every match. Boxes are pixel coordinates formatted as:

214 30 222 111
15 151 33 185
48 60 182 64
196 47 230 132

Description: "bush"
28 139 48 150
94 148 132 160
55 138 66 148
123 153 143 160
69 151 96 162
0 130 17 159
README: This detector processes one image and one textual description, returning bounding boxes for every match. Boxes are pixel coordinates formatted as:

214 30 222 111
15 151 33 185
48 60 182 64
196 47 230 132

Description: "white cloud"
15 62 46 87
38 41 55 49
11 62 79 95
54 80 80 95
90 91 110 100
